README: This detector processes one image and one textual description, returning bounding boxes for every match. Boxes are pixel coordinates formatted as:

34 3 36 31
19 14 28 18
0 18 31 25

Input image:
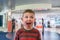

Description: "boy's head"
21 9 35 28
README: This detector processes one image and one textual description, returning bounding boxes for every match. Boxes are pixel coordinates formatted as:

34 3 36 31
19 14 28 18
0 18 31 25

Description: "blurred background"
0 0 60 40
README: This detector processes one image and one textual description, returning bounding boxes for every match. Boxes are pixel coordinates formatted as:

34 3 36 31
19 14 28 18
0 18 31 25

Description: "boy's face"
22 12 35 27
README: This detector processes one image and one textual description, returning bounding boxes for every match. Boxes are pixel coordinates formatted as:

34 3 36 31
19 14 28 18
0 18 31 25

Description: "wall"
0 11 7 32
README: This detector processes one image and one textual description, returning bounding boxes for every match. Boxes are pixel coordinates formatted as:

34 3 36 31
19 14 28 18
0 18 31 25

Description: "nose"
27 17 31 21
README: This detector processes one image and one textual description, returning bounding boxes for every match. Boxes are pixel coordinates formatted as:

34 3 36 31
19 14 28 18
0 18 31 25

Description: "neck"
24 26 33 30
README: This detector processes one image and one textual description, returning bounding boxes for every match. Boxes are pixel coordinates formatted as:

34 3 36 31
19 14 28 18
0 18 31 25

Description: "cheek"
22 20 25 22
32 19 35 23
22 18 26 23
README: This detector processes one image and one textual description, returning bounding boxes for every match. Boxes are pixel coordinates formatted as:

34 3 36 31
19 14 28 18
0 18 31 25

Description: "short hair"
21 9 35 18
23 9 35 14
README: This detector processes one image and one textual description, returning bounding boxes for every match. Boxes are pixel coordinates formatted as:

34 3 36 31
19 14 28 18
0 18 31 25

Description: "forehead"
23 12 35 16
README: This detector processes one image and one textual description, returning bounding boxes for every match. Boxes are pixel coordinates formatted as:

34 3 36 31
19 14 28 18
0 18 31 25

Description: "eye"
25 16 28 18
30 16 34 18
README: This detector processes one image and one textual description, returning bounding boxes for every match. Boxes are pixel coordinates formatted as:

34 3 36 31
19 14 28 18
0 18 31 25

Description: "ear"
21 18 23 24
34 18 36 22
21 18 23 20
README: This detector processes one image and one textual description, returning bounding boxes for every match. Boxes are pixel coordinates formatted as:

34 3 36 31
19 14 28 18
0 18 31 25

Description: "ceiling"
0 0 60 11
15 0 60 7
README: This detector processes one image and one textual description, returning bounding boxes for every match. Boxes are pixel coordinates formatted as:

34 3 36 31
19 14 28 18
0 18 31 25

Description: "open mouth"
26 23 31 25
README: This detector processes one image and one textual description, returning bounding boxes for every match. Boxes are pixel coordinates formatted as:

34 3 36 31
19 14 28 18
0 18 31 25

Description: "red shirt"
15 28 41 40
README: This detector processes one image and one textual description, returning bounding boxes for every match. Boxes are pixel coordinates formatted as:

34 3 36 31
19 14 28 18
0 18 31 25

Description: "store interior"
0 0 60 40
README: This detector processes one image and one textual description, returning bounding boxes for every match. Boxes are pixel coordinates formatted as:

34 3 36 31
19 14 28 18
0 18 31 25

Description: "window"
0 15 3 27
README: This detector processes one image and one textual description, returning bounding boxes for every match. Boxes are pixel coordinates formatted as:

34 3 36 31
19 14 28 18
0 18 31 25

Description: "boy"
15 9 41 40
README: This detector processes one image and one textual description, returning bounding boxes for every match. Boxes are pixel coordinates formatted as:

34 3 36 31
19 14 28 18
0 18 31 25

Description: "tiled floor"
43 28 60 40
43 31 60 40
0 28 60 40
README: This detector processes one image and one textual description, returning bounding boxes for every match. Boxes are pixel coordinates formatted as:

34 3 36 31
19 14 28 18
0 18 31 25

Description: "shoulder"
32 28 40 33
16 28 24 34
